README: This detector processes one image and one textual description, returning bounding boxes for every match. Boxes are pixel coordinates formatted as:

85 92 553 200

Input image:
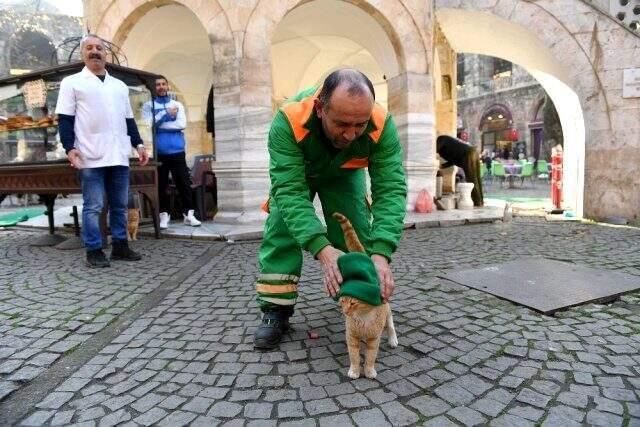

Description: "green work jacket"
268 86 407 260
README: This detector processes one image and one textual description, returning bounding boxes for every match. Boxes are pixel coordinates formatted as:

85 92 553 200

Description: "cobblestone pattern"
0 229 210 402
18 219 640 425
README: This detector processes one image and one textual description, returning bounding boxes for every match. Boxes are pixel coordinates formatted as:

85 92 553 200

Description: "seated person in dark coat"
436 135 484 207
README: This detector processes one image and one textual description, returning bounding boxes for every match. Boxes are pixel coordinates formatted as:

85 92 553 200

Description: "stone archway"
478 103 516 157
479 104 514 130
117 4 214 161
436 4 594 218
94 0 241 219
270 0 401 110
246 0 436 209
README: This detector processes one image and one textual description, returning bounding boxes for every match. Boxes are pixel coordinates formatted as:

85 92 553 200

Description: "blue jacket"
142 96 186 155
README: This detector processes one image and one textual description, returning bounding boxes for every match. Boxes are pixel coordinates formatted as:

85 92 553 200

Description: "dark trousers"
158 152 193 215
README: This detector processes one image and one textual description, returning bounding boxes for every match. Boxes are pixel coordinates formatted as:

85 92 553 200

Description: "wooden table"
0 159 160 243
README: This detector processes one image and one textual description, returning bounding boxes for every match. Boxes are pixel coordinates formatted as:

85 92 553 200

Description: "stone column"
211 59 271 224
387 72 437 210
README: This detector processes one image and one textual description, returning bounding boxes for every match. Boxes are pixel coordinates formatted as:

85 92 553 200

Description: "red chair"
190 155 217 220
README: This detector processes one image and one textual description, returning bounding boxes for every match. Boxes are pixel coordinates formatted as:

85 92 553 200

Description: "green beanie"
334 252 383 306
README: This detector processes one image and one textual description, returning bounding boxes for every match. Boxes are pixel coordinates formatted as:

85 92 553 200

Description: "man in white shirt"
56 34 149 268
142 77 201 229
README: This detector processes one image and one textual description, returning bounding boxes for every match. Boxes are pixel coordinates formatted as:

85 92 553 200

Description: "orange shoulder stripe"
368 104 387 143
260 198 270 213
281 87 321 143
341 158 369 169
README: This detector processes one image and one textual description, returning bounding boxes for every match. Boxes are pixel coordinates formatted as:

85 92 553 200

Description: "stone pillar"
211 58 272 224
434 26 458 138
387 72 437 210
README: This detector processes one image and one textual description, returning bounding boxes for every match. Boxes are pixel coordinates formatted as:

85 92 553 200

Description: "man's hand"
317 246 344 297
67 149 82 169
166 106 178 118
137 146 149 166
372 254 395 302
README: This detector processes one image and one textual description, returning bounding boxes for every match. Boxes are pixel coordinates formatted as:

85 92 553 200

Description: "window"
492 57 512 78
457 54 465 87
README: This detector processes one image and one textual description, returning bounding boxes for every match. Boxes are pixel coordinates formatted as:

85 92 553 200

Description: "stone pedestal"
436 176 443 198
456 182 474 210
440 165 457 194
212 161 270 224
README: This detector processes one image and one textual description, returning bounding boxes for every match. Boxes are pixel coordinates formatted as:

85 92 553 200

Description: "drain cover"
440 258 640 315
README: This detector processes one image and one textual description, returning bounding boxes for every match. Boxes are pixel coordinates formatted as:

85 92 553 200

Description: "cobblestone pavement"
0 229 212 408
2 218 640 426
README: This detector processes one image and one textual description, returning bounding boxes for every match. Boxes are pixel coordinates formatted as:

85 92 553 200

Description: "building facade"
456 54 556 162
84 0 640 222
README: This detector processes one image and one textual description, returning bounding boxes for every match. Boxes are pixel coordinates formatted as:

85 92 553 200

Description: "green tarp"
0 207 45 226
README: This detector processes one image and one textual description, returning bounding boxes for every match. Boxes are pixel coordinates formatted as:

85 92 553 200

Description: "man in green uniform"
254 69 407 349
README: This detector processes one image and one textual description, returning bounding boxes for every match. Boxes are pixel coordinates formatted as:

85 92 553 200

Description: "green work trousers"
256 169 371 312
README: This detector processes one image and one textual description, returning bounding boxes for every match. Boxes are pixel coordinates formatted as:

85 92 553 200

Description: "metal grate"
440 257 640 315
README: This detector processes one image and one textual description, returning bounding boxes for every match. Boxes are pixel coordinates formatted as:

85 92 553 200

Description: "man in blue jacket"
143 76 201 229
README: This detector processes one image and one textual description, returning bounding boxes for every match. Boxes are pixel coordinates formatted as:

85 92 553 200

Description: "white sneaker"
159 212 170 229
183 209 201 226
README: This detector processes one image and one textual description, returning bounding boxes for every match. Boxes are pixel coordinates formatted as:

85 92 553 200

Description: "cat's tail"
332 212 366 253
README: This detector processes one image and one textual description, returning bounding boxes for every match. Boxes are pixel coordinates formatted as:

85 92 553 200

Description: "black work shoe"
254 310 291 349
110 240 142 261
86 249 110 268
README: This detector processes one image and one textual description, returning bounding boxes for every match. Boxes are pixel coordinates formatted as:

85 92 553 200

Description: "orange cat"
333 212 398 379
127 208 140 241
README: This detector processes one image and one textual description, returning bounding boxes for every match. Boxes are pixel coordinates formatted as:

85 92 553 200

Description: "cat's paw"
347 367 360 379
364 367 377 379
388 335 398 348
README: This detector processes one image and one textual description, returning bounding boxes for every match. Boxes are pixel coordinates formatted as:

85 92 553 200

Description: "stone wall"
0 10 82 76
458 86 546 157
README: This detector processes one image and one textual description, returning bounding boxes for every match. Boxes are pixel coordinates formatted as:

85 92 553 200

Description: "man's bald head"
317 69 375 110
314 69 376 150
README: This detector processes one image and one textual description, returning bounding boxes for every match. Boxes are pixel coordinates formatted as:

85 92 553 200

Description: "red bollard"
551 145 563 210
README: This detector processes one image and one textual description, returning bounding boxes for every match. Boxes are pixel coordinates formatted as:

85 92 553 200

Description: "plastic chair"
519 162 534 187
536 160 550 181
481 162 494 184
492 162 508 187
